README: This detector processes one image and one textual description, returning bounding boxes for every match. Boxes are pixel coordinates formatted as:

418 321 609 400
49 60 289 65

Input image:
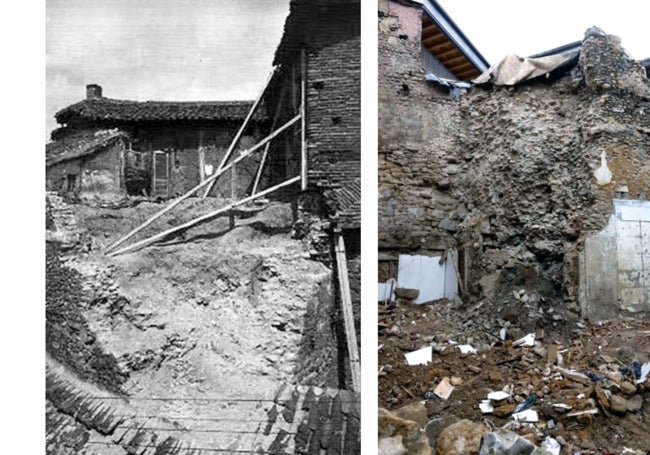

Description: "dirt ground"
47 197 340 451
378 297 650 453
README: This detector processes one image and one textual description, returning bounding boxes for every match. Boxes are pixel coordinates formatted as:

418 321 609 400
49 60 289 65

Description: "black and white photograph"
44 0 360 453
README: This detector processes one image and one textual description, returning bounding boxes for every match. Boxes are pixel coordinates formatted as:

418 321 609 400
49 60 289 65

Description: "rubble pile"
379 299 650 454
46 192 88 250
46 243 127 393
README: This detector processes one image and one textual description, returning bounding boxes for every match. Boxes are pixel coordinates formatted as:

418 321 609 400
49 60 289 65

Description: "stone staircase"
46 365 360 455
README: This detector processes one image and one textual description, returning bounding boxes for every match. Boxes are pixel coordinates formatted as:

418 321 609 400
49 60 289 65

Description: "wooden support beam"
449 61 476 73
456 69 479 80
300 48 307 191
335 234 360 393
108 175 301 257
252 83 287 196
435 48 463 61
421 23 438 35
421 33 447 48
439 54 470 67
202 67 276 198
427 41 455 55
104 114 301 254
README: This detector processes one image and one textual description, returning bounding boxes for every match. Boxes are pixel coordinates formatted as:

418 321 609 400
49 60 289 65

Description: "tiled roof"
327 179 360 229
46 129 129 167
55 98 264 125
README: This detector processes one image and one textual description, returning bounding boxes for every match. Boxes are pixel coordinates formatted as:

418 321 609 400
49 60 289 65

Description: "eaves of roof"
420 0 489 75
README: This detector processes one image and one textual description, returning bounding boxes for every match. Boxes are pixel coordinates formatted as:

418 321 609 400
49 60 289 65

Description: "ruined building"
379 0 650 320
46 88 265 200
46 0 361 453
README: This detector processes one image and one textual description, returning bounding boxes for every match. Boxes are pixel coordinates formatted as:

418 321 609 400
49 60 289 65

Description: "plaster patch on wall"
581 199 650 319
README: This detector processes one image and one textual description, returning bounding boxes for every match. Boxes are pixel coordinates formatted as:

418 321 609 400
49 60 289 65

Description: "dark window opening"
66 174 77 193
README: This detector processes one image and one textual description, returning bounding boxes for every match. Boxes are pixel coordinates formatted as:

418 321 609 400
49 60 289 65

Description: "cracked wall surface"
379 0 650 319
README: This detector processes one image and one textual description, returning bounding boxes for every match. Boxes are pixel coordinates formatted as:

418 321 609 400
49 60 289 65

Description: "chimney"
86 84 103 100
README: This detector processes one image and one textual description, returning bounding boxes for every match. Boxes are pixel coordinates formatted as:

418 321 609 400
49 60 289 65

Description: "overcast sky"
435 0 648 64
46 1 649 140
46 0 289 139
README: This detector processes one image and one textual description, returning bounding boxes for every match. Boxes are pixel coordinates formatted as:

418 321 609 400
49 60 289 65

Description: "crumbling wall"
46 141 125 202
378 0 464 254
379 5 650 321
453 28 650 318
79 141 124 200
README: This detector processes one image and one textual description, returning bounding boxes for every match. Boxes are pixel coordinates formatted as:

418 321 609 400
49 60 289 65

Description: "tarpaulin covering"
472 51 579 86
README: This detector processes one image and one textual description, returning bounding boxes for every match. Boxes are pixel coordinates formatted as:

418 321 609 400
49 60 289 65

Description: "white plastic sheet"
404 346 432 366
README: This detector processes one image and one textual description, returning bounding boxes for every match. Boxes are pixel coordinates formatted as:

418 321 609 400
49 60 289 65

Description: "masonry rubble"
379 15 649 450
379 21 650 320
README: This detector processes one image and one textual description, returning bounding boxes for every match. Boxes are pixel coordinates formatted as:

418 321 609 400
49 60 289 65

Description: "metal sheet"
614 199 650 222
443 251 459 299
377 283 395 302
397 254 446 303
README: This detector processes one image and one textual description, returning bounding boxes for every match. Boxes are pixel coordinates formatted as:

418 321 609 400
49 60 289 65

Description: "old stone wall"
378 0 464 255
455 28 650 312
379 0 650 320
46 141 125 202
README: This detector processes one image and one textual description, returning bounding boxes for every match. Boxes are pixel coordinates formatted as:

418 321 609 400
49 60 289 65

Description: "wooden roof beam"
440 54 471 67
427 41 455 55
449 62 477 74
421 33 447 48
421 23 438 35
456 69 479 80
435 48 463 61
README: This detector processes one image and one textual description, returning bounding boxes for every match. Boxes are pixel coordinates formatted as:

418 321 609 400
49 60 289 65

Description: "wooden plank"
421 23 438 35
421 34 448 48
108 175 301 257
335 235 360 393
421 27 442 41
104 114 301 254
456 69 479 80
449 61 476 73
300 48 307 191
435 48 463 61
427 41 455 55
202 67 276 198
252 81 288 195
231 162 237 200
439 54 469 67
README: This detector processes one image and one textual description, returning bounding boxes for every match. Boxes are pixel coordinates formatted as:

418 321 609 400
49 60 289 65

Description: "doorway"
152 150 169 198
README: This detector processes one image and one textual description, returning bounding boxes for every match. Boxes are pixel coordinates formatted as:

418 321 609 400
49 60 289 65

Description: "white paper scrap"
479 400 494 414
513 333 536 347
541 436 561 455
404 346 432 366
512 409 539 422
487 391 510 401
434 377 455 400
457 344 477 354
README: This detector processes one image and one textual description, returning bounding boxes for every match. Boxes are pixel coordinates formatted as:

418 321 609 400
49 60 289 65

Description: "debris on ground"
378 298 650 454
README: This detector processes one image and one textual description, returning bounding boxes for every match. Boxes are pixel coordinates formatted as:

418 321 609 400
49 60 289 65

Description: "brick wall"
306 36 360 191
